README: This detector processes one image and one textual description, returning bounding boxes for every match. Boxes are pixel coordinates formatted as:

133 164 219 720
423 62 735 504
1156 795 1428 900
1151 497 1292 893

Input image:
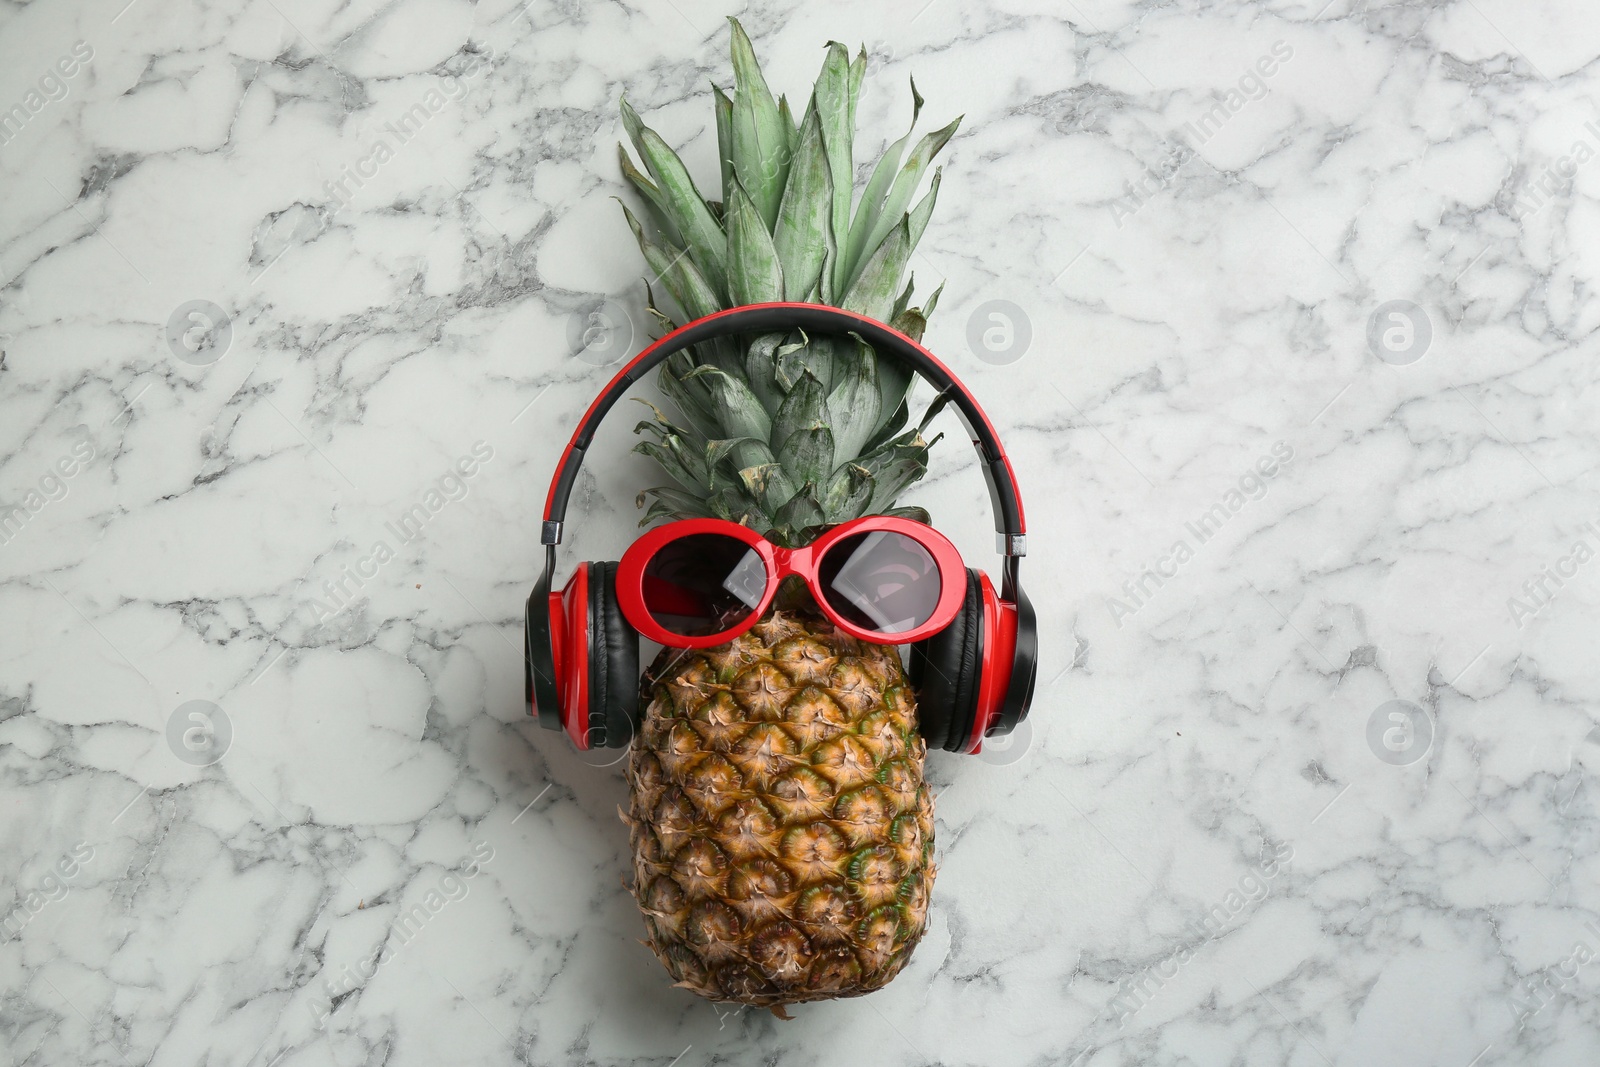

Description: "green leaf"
890 283 941 347
864 439 932 513
715 484 770 527
777 424 834 490
771 368 828 458
856 428 928 469
633 398 705 446
620 94 646 155
640 499 682 526
634 438 704 494
882 504 931 525
742 331 789 415
813 42 854 297
621 96 729 300
637 486 716 522
821 462 875 522
623 202 746 374
917 389 954 434
769 332 804 392
682 364 773 444
656 353 720 440
840 78 922 287
863 397 910 453
772 100 831 302
619 145 684 248
866 338 913 446
621 204 720 322
848 115 960 293
728 17 788 231
842 215 911 323
825 335 882 461
891 273 915 323
726 178 785 305
739 462 799 514
775 332 835 393
907 166 941 252
890 307 927 343
839 132 906 283
641 280 676 335
774 489 826 536
848 44 865 130
818 207 839 304
713 83 735 208
778 93 799 155
706 435 767 477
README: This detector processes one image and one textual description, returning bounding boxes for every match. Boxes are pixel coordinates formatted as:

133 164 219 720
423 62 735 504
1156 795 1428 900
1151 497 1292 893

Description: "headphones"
524 302 1037 754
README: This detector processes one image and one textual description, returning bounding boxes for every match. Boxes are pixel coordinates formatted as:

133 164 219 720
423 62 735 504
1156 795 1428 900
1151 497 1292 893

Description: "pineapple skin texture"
625 609 936 1007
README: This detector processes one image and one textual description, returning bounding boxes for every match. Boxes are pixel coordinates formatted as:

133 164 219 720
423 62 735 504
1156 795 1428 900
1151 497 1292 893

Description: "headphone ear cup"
910 568 984 753
555 564 592 748
587 561 640 749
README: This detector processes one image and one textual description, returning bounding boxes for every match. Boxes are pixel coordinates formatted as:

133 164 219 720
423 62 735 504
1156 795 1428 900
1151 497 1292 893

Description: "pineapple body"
626 608 934 1006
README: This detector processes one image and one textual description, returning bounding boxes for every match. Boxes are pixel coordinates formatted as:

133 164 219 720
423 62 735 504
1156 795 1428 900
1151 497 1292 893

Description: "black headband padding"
527 547 560 730
544 304 1023 541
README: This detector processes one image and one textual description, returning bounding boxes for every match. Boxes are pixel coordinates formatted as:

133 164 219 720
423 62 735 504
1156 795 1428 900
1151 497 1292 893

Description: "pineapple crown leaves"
617 17 960 546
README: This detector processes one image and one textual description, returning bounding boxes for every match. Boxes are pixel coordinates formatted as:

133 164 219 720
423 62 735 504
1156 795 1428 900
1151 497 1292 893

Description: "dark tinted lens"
818 530 942 636
642 533 767 637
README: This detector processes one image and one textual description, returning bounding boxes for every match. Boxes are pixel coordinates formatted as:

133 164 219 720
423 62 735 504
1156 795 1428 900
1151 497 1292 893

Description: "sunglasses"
615 516 967 647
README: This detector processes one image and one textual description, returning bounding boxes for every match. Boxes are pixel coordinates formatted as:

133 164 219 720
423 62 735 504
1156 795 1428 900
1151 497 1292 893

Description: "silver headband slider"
996 533 1026 557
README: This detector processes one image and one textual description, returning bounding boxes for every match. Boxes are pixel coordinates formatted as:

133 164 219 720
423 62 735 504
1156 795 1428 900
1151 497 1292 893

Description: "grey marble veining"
2 0 1599 1064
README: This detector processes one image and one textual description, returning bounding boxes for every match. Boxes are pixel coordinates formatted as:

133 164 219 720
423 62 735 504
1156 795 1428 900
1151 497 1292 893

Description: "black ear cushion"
910 569 984 753
588 561 639 749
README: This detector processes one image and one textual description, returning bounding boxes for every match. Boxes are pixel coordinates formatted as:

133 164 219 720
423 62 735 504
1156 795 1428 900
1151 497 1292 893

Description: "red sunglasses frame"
615 515 967 648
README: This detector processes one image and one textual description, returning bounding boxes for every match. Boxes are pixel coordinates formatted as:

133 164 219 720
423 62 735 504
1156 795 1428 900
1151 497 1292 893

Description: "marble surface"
3 0 1600 1063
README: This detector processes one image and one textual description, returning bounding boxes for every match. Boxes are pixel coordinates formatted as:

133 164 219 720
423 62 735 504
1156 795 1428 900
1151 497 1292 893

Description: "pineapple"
616 18 959 1009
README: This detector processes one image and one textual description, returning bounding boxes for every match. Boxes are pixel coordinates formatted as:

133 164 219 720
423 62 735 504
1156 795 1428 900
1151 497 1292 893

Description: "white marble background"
3 0 1599 1063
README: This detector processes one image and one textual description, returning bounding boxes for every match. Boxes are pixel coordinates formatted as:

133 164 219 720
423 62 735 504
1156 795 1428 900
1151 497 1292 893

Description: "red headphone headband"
539 302 1026 557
